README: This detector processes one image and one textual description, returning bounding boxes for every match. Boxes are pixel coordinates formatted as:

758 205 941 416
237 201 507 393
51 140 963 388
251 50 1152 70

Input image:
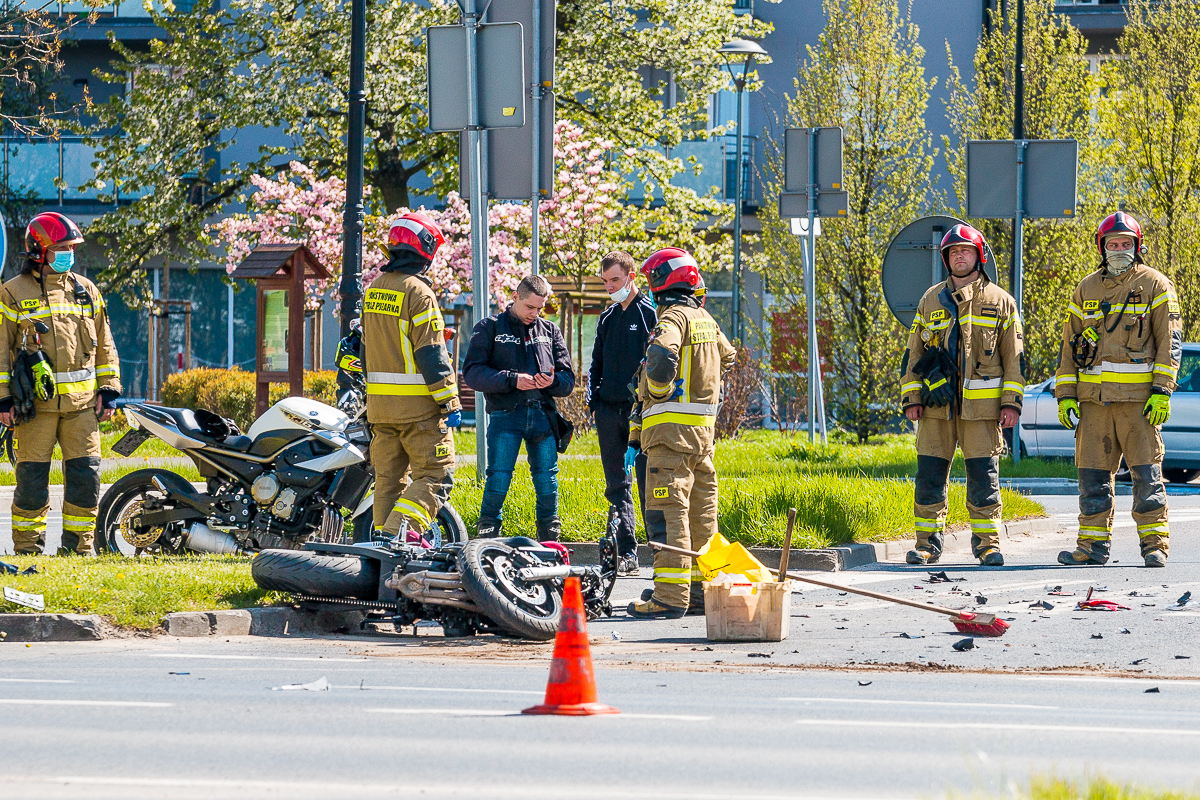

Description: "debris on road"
1030 600 1054 610
1167 592 1198 611
1076 587 1130 612
274 676 330 692
1176 655 1191 660
895 633 924 639
3 587 44 611
858 681 872 686
611 631 620 641
1178 591 1192 605
1144 687 1160 693
748 652 772 658
1120 628 1131 634
0 561 37 576
1131 658 1149 665
169 672 190 675
1091 634 1103 639
975 595 988 605
926 572 966 584
952 638 976 652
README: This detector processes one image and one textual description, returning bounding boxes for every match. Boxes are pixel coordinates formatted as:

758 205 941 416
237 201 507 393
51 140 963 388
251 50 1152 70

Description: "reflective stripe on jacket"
361 270 460 424
1054 264 1182 404
899 272 1024 422
0 270 121 413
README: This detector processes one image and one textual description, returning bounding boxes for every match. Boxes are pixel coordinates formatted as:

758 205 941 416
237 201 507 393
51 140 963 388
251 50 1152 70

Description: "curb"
0 613 105 642
563 516 1059 572
162 607 366 637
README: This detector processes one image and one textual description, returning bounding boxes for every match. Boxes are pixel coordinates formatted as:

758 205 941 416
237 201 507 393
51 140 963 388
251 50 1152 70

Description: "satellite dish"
881 215 998 328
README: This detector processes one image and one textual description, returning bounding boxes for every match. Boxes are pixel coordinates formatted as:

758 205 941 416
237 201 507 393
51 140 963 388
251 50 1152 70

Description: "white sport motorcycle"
97 395 466 556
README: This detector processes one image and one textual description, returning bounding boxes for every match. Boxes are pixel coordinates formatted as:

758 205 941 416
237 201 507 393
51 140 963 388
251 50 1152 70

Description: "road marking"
0 699 171 708
0 678 73 684
333 685 542 695
1006 675 1200 687
147 653 366 663
795 719 1200 735
779 697 1057 710
367 708 711 721
1 776 896 800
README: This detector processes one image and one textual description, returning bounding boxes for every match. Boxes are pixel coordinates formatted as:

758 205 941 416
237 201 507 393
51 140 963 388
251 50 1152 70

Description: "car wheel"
1163 468 1200 484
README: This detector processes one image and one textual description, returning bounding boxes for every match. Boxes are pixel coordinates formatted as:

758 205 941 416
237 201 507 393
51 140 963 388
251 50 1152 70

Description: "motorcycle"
251 530 619 640
96 393 466 556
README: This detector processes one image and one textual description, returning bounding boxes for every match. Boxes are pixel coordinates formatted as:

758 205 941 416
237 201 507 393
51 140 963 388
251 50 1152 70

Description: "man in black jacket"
463 274 575 541
588 251 656 575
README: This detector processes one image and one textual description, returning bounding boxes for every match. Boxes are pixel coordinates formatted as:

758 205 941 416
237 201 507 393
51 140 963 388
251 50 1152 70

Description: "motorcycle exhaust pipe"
517 565 596 582
183 522 239 555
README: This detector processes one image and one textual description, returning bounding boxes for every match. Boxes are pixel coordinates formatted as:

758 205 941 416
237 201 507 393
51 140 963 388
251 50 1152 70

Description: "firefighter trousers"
643 444 718 610
370 417 455 537
914 416 1004 558
1073 401 1168 558
11 409 101 555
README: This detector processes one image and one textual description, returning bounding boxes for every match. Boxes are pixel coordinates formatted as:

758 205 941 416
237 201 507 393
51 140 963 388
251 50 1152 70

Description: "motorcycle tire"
251 549 380 600
457 539 561 641
95 468 198 555
351 503 468 546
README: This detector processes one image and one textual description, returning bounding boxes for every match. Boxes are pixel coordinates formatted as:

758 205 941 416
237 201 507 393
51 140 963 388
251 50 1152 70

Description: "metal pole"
731 70 746 342
227 283 235 368
338 0 366 349
815 338 827 444
806 128 818 444
530 0 541 277
1012 140 1026 466
465 0 489 482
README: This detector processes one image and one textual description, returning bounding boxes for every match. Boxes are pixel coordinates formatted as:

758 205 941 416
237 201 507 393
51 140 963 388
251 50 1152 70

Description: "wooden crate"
702 581 791 642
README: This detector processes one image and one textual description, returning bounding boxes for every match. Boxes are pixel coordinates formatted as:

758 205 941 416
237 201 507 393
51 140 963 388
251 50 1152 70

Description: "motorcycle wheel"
251 549 380 600
457 539 561 641
95 469 197 555
351 503 468 547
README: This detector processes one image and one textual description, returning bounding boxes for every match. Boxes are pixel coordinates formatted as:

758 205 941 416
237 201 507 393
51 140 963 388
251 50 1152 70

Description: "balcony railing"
1055 0 1124 6
19 0 177 18
0 136 144 204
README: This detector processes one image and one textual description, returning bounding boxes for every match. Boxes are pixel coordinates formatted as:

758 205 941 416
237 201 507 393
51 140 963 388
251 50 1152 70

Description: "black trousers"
593 400 647 557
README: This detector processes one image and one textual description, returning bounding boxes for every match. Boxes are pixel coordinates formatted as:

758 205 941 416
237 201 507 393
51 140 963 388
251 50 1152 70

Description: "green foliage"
1024 776 1199 800
944 0 1114 383
0 554 280 629
160 367 339 430
760 0 937 442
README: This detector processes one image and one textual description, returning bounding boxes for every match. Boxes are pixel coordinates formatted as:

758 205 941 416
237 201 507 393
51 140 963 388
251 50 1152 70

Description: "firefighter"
626 248 737 620
0 212 121 555
361 213 461 546
899 224 1024 567
1055 212 1182 568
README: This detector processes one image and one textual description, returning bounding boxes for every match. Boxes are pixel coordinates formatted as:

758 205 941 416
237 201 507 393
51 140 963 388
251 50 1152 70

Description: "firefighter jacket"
0 270 120 413
899 272 1024 422
630 301 737 456
1054 263 1182 405
362 269 461 424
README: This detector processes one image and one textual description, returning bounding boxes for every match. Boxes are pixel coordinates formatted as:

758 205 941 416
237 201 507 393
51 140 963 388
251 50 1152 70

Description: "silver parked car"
1018 343 1200 483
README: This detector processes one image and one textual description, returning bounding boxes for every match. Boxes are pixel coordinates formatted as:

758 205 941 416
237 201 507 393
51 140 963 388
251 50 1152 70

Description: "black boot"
477 516 502 538
536 516 561 543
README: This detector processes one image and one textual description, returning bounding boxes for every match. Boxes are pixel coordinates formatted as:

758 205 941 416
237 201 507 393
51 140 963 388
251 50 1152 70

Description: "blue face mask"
50 250 74 273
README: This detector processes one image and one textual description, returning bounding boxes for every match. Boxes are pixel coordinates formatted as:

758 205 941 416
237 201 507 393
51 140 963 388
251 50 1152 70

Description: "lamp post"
338 0 367 348
718 38 767 344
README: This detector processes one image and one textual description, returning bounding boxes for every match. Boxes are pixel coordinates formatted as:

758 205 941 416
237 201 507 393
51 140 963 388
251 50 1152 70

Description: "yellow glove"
1143 392 1171 426
29 352 56 402
1057 398 1080 430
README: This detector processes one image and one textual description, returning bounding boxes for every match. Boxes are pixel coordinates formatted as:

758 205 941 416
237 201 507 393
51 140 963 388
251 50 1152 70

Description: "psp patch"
435 444 451 457
1083 300 1100 311
653 487 669 499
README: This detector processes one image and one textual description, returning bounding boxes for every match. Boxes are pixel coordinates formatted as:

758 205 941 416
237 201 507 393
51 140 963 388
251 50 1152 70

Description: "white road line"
367 708 711 721
2 776 894 800
0 699 171 708
147 653 366 663
1006 675 1200 687
779 697 1058 710
795 719 1200 735
0 678 73 684
333 685 541 695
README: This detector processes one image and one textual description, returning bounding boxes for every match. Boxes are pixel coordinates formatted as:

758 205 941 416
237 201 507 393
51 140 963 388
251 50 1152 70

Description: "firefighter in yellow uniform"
1055 212 1182 568
626 248 736 619
361 213 461 546
0 212 120 555
899 224 1024 567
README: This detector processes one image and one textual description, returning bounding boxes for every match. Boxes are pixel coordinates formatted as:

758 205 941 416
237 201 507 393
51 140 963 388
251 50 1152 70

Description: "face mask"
608 277 632 304
1105 250 1136 275
50 250 74 273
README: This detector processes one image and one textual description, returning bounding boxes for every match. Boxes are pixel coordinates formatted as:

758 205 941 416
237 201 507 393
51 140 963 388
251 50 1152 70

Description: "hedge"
160 368 340 430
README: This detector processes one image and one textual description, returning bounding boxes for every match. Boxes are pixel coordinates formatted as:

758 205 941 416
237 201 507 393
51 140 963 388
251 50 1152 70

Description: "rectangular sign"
784 127 844 194
779 190 848 219
967 139 1078 219
427 22 526 132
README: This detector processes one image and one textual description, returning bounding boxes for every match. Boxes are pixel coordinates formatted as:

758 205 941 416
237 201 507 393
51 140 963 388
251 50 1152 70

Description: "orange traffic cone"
522 577 620 716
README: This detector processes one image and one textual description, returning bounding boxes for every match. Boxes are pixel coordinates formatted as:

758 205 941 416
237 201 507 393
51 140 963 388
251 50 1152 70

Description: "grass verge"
0 554 280 630
1020 776 1199 800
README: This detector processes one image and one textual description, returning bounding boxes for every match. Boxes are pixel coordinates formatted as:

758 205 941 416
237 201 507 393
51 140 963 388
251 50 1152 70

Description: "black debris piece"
1119 628 1131 634
835 626 847 630
748 653 772 658
1178 591 1192 606
896 633 924 639
0 560 15 575
1144 687 1160 693
858 681 872 686
1175 655 1191 660
1091 634 1103 639
1030 600 1054 610
168 672 190 675
927 571 966 584
1131 658 1149 665
952 638 976 652
975 595 988 605
20 565 36 575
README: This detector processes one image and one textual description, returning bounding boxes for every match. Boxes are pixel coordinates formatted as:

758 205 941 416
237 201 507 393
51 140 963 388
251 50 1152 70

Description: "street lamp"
718 38 768 344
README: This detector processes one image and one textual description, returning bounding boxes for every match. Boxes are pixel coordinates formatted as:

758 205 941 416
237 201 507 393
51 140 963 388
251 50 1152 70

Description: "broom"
650 540 1011 637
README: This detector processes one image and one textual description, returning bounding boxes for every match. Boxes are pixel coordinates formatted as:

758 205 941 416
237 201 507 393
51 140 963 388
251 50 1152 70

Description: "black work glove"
99 388 120 410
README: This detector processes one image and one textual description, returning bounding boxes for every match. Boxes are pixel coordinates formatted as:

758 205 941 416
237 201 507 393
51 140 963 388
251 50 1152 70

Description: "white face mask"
1106 250 1136 275
608 277 633 304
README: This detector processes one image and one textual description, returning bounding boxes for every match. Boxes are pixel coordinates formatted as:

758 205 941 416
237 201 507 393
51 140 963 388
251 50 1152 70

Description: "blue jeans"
479 406 559 527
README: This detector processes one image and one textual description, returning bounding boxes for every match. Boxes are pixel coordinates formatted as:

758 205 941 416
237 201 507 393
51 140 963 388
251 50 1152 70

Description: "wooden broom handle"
651 541 970 620
778 508 796 583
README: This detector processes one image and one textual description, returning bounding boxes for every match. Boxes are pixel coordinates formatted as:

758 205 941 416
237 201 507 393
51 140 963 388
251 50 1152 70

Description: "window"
1177 353 1200 393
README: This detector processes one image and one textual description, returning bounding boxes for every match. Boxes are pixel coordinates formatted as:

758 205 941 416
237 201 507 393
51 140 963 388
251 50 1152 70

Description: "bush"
161 368 340 430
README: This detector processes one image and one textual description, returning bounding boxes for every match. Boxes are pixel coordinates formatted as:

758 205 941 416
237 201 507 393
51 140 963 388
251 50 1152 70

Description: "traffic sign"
882 215 998 328
427 22 526 132
966 139 1077 220
779 190 847 219
784 127 843 194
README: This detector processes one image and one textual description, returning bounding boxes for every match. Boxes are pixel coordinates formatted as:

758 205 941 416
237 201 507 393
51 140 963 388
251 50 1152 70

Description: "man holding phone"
463 275 575 541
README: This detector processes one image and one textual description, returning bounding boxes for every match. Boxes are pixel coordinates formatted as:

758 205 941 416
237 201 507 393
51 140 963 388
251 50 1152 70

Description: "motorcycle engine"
271 488 299 521
251 473 281 505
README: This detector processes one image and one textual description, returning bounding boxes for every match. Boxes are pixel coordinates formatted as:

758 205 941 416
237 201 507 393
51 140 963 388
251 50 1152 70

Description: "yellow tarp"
695 533 777 584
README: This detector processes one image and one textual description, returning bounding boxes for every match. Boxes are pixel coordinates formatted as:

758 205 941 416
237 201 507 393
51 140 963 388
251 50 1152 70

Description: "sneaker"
1057 547 1108 566
1143 550 1167 568
978 548 1005 567
906 548 939 565
617 554 640 576
626 597 686 619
